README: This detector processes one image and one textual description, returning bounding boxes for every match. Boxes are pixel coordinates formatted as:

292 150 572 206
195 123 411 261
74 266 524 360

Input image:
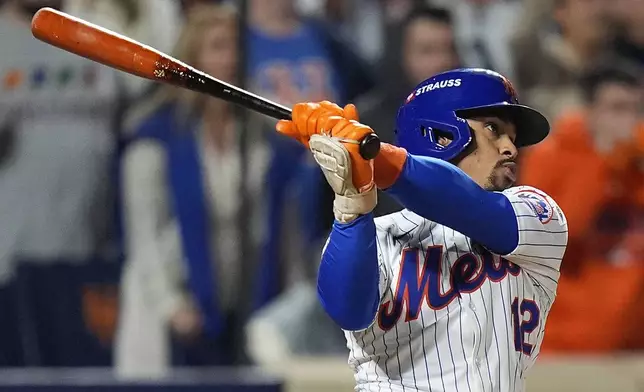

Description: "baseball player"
276 68 568 392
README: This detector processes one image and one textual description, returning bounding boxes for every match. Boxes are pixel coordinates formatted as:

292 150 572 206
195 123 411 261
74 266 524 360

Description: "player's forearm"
385 153 519 255
318 214 380 331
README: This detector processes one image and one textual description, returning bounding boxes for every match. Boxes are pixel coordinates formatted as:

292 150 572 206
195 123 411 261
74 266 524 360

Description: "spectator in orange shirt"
519 62 644 352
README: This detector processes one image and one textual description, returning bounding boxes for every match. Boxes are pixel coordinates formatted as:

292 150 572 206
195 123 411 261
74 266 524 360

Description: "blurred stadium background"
1 0 644 390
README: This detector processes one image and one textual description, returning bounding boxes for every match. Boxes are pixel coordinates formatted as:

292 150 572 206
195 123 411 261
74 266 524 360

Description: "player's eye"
485 122 499 136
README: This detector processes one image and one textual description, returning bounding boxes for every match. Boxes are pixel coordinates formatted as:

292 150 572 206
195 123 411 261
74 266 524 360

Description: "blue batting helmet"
395 68 550 161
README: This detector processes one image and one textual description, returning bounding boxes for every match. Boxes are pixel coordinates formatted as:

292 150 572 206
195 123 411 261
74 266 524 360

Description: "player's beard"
484 174 504 192
486 159 516 191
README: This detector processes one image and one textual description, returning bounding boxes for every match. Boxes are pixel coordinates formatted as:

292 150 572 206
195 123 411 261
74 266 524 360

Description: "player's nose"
498 135 518 159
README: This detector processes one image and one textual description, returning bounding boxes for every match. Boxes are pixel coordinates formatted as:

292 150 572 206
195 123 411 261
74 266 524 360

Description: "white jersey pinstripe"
344 185 568 392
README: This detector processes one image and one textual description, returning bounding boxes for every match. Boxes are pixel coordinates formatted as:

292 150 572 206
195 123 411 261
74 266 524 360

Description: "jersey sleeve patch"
515 189 554 224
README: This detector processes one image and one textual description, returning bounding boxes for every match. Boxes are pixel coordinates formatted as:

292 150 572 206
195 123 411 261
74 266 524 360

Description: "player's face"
458 117 518 191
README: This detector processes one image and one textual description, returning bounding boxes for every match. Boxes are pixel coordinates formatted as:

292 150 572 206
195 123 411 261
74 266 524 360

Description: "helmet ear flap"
420 126 455 148
413 119 471 160
396 102 474 160
417 120 459 142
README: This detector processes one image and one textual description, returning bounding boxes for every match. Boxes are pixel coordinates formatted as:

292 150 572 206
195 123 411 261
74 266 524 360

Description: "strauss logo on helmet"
406 78 463 104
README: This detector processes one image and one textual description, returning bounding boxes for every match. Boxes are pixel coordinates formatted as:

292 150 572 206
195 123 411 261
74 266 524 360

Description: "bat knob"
359 133 381 160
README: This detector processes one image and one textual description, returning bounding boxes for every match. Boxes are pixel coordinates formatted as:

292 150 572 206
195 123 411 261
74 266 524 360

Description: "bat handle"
276 106 381 160
358 133 381 160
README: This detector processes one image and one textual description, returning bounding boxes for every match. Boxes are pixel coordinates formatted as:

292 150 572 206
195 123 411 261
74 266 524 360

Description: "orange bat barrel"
30 7 381 159
32 7 174 81
30 7 295 118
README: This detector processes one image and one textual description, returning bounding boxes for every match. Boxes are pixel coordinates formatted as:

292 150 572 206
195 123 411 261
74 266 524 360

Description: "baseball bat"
29 7 380 160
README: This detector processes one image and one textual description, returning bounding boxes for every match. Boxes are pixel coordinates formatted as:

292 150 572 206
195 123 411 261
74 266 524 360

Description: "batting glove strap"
333 186 377 223
309 134 377 223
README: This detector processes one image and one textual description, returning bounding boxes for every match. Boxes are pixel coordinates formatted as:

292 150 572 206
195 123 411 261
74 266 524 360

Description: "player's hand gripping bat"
30 7 381 160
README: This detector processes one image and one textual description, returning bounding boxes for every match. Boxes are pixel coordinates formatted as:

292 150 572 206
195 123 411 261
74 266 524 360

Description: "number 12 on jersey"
511 297 540 355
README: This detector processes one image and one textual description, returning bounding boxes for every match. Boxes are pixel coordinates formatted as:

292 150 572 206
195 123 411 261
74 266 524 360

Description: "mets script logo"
377 246 520 331
517 190 553 224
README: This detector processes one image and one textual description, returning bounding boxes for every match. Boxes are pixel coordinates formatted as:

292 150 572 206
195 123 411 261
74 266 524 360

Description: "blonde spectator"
114 4 272 377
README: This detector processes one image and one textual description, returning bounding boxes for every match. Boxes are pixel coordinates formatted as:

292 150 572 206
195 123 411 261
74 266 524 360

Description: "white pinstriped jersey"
345 186 568 392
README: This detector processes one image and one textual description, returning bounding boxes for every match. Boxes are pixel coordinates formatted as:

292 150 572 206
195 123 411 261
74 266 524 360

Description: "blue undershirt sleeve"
317 213 380 331
386 154 519 255
316 154 518 331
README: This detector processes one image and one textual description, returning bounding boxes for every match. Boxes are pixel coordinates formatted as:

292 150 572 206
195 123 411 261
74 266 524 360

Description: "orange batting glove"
276 101 359 149
307 117 375 222
275 101 374 222
276 101 408 193
313 116 375 192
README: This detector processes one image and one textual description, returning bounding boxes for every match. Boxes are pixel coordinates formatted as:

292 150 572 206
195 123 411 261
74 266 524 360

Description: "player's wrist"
333 211 374 227
374 143 408 189
333 185 377 224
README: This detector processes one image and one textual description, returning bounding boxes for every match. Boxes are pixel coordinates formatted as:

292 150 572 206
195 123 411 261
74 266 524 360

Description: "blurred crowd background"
1 0 644 387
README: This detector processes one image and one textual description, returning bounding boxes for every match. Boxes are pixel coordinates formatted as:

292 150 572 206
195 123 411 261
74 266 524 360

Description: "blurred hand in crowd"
170 303 203 341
